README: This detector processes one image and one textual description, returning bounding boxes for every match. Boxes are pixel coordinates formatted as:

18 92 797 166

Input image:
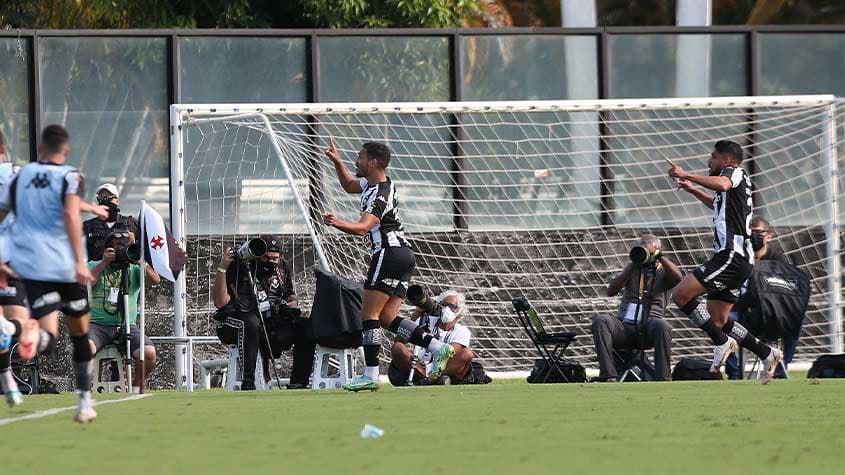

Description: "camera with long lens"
108 231 140 267
629 245 657 267
407 284 442 319
97 194 120 222
236 238 267 261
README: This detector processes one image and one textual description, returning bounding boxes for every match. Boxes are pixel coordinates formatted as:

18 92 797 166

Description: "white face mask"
439 306 457 324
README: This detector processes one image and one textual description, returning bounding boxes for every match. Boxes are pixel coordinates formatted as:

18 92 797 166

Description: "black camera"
108 231 140 267
236 238 267 261
97 195 120 222
407 284 442 318
629 246 657 267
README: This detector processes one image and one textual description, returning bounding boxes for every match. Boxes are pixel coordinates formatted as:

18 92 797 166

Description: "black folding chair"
512 297 578 383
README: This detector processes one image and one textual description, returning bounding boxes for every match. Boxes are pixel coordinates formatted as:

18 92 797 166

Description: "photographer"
591 235 683 382
389 289 482 385
726 216 800 380
83 183 139 261
88 231 160 393
213 236 315 390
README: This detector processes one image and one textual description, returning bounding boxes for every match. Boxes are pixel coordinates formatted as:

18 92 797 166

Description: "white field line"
0 393 152 426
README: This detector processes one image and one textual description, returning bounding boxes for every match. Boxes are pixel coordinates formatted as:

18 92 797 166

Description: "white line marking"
0 393 152 426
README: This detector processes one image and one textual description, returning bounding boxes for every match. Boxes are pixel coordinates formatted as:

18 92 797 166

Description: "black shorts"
23 279 90 319
692 250 753 303
89 322 154 356
364 247 416 298
0 276 27 307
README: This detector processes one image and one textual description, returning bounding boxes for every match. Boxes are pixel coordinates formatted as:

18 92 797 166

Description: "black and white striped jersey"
712 166 753 263
359 177 410 253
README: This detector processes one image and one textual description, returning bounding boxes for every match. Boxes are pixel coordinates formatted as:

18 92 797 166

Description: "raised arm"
607 264 634 297
676 179 716 209
325 138 363 194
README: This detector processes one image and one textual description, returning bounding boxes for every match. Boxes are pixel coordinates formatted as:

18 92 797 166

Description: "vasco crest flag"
139 202 187 282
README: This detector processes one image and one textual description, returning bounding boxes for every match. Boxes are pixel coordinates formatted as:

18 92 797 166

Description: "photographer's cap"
96 183 119 197
260 235 282 252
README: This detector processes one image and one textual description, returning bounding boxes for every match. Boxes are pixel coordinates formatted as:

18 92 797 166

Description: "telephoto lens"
629 246 655 266
237 238 267 261
407 284 441 317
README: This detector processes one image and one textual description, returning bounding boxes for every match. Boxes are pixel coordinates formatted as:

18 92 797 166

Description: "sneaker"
710 337 738 373
16 319 40 361
74 393 97 424
761 347 783 385
430 345 456 380
342 375 379 392
4 388 23 408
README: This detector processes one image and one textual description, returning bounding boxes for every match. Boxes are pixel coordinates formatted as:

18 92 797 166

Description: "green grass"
2 379 844 475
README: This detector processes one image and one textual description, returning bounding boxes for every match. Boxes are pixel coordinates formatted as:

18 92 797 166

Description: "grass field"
2 379 844 475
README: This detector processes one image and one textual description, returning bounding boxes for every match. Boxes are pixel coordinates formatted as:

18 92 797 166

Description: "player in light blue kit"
0 129 40 407
0 125 107 422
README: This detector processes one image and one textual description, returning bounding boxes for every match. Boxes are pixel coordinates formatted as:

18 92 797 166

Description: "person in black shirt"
591 235 683 382
83 183 140 261
212 235 314 390
668 140 781 383
322 139 454 392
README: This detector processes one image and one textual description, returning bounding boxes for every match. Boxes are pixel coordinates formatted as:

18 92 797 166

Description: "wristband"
216 267 227 273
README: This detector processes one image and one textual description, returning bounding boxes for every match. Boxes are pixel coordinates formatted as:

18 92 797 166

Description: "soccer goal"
169 95 843 385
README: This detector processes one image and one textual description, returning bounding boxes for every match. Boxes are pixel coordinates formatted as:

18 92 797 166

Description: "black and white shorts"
0 276 27 307
365 246 416 298
692 250 753 303
23 279 90 319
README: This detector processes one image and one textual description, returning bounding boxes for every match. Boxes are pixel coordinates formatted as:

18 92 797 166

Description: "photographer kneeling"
389 289 485 385
213 236 315 390
88 231 160 393
591 235 683 382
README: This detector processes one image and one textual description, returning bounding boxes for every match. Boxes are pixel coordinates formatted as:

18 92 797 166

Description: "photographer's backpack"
672 358 723 381
527 357 587 384
807 354 845 379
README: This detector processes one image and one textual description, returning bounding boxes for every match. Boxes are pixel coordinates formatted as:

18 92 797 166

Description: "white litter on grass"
360 424 385 439
0 393 152 426
534 169 550 179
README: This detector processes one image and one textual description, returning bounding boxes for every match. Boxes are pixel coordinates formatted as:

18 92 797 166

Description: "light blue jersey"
0 161 85 282
0 162 20 262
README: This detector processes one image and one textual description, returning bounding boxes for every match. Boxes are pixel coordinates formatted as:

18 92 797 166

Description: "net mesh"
176 98 843 372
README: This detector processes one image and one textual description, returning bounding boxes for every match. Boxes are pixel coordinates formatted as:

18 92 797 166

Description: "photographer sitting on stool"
591 235 683 382
213 235 315 390
389 289 480 385
88 231 160 393
83 183 139 261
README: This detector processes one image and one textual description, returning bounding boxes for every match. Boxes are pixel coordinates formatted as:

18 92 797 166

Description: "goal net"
171 95 843 377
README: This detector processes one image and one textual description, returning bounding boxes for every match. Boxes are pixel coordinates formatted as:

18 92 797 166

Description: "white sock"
78 390 92 404
426 338 445 353
0 369 17 392
364 366 379 380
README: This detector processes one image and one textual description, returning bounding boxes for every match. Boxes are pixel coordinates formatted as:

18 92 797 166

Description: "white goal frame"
168 95 841 388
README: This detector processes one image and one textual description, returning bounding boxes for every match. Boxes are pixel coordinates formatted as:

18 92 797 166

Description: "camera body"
97 194 120 223
407 284 442 319
113 243 140 267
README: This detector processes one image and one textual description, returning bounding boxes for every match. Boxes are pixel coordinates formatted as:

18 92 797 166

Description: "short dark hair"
41 124 69 154
714 140 744 164
751 216 773 233
362 142 391 169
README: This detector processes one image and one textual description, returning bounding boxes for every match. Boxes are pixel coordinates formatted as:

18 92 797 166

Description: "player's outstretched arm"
322 212 379 236
80 201 109 219
325 138 363 194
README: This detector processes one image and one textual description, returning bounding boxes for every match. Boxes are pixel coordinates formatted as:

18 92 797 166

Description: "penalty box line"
0 393 152 426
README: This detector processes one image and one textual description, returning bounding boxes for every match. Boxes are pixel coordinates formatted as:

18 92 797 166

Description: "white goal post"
169 95 842 387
